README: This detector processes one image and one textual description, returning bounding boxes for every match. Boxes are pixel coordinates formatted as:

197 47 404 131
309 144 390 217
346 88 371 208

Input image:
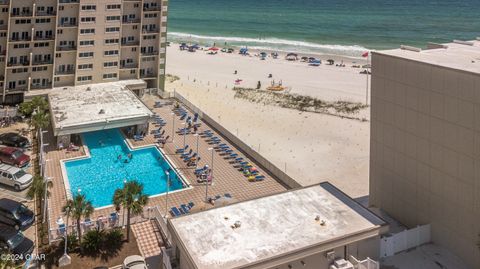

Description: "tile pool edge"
59 131 193 210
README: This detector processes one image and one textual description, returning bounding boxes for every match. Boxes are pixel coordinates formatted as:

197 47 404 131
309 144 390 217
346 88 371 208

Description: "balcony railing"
9 37 31 42
59 0 79 3
32 59 53 65
56 46 77 51
36 11 56 16
0 1 9 6
11 11 33 17
142 29 159 34
55 69 75 75
141 51 158 56
31 83 52 90
120 64 138 69
140 73 157 78
122 19 141 24
143 6 161 12
33 35 55 41
7 61 29 67
121 41 140 46
58 22 78 28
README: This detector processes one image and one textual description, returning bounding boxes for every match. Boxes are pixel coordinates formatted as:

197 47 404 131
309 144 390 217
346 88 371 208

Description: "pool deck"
45 94 287 237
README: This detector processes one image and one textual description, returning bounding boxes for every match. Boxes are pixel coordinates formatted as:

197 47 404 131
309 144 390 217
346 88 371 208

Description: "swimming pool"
63 129 184 208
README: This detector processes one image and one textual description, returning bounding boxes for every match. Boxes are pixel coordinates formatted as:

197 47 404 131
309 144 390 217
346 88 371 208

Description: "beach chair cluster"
239 162 265 182
207 193 233 204
170 201 195 217
181 148 200 167
195 165 212 183
133 134 144 141
56 212 119 237
153 101 164 108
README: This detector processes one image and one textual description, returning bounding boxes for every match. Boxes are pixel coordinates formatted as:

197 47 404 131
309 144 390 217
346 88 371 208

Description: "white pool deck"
48 80 152 136
168 182 387 269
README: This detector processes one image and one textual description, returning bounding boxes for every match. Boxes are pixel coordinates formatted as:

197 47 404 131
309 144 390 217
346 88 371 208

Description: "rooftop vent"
400 45 422 52
99 109 105 114
453 40 474 46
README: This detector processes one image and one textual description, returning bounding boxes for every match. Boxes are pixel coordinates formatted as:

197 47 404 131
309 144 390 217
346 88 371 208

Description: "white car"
0 164 33 191
123 255 148 269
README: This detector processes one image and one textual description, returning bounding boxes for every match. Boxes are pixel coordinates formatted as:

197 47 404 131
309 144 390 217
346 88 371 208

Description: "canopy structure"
48 80 152 136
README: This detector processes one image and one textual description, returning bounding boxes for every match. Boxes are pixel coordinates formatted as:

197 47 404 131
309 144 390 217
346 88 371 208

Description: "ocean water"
167 0 480 57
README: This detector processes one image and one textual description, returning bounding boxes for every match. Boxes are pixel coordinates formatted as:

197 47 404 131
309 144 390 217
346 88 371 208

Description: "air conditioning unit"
329 259 354 269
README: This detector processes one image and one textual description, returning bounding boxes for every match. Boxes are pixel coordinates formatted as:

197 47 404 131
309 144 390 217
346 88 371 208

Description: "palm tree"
63 194 94 243
31 110 50 131
113 180 149 242
27 175 52 220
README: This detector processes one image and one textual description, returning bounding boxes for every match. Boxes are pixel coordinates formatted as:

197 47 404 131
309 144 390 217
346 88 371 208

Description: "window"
12 68 28 74
78 63 93 70
32 66 48 72
80 28 95 35
77 76 92 82
80 17 96 23
105 38 119 44
105 27 120 33
103 73 117 79
104 50 118 56
34 42 49 48
15 19 31 24
35 18 51 23
106 16 120 21
81 5 96 11
13 44 29 49
79 52 94 58
106 4 121 10
79 40 94 46
143 35 156 40
103 61 118 68
144 13 157 18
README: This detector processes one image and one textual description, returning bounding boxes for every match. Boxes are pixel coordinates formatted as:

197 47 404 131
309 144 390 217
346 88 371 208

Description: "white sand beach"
165 45 371 198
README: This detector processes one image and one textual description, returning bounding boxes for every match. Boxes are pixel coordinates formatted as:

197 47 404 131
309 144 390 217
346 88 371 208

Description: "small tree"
31 110 50 130
27 175 52 220
113 180 149 242
63 194 94 243
18 96 48 117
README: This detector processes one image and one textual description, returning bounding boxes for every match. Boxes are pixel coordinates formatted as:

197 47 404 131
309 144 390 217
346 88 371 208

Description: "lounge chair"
181 149 193 157
176 145 189 153
235 157 244 162
133 135 144 141
229 153 238 158
224 193 232 198
109 212 118 225
215 195 221 200
188 201 195 208
58 223 66 235
180 204 190 214
170 207 181 217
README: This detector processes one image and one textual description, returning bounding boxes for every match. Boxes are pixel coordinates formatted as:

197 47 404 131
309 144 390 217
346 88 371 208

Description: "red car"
0 147 30 167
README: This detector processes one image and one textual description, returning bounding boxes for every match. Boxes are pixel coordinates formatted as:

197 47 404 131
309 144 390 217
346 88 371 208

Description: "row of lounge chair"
57 212 119 236
170 201 195 217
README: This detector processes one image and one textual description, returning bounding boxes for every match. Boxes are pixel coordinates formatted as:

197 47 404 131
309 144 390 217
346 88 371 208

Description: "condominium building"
370 40 480 268
0 0 168 104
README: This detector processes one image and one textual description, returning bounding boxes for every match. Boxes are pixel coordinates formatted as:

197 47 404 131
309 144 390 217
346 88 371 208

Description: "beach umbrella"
208 47 219 51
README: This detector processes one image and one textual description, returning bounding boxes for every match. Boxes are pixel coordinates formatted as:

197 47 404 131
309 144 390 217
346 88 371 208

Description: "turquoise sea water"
64 129 183 208
168 0 480 57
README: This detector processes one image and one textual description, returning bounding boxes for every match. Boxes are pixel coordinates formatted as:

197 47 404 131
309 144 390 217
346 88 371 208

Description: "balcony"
0 75 4 81
59 0 79 3
11 11 33 17
121 41 139 46
0 50 6 56
32 59 53 65
0 1 9 6
7 61 30 67
9 36 31 42
122 18 141 24
56 46 77 51
142 29 159 34
140 72 157 79
141 51 158 56
33 35 55 41
143 6 161 12
120 64 138 69
31 83 52 90
55 69 75 75
58 22 78 28
36 11 56 17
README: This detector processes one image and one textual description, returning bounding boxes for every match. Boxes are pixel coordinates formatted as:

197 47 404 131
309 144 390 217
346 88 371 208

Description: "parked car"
0 198 35 231
0 147 30 167
0 224 34 263
0 133 30 148
123 255 148 269
0 164 33 191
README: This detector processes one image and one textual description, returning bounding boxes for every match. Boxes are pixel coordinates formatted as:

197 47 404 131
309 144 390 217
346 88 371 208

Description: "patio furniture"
58 223 66 236
180 204 190 214
170 207 181 217
109 212 119 226
224 193 232 198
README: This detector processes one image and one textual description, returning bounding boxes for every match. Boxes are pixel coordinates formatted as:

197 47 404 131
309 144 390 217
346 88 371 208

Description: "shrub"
59 234 79 252
81 229 105 253
105 228 123 249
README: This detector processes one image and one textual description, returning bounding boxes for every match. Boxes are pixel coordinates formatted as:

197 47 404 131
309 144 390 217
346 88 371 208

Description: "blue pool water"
64 129 184 208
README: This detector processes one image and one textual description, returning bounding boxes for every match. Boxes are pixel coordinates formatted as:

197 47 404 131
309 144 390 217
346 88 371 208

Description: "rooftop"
169 182 387 269
375 39 480 74
48 80 152 136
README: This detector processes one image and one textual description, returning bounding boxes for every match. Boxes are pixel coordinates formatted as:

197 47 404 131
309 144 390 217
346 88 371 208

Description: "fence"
380 224 431 258
151 206 172 247
349 256 379 269
173 91 301 189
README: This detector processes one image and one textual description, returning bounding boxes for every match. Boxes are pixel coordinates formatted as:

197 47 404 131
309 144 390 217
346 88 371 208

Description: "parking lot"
0 121 39 260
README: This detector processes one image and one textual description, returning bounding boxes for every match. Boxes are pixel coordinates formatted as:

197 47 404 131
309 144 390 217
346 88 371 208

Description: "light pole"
164 171 170 217
205 148 214 202
193 133 199 168
170 112 175 143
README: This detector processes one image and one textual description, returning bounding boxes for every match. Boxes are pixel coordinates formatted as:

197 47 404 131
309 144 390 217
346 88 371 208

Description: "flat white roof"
376 39 480 74
49 80 152 136
169 182 386 269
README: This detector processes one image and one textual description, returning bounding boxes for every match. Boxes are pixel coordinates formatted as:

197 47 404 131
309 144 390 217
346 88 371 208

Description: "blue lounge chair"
170 207 181 217
133 135 144 141
109 212 118 224
255 175 265 181
224 193 232 198
176 145 189 153
215 195 221 200
235 157 244 162
58 223 66 235
180 204 190 213
188 201 195 208
229 153 238 158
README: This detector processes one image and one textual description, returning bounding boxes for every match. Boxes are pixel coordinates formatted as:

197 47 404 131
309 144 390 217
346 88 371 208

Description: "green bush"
81 229 106 253
59 234 79 252
105 228 123 249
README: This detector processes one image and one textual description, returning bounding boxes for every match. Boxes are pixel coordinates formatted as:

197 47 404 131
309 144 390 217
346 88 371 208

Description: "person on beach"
127 153 132 159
